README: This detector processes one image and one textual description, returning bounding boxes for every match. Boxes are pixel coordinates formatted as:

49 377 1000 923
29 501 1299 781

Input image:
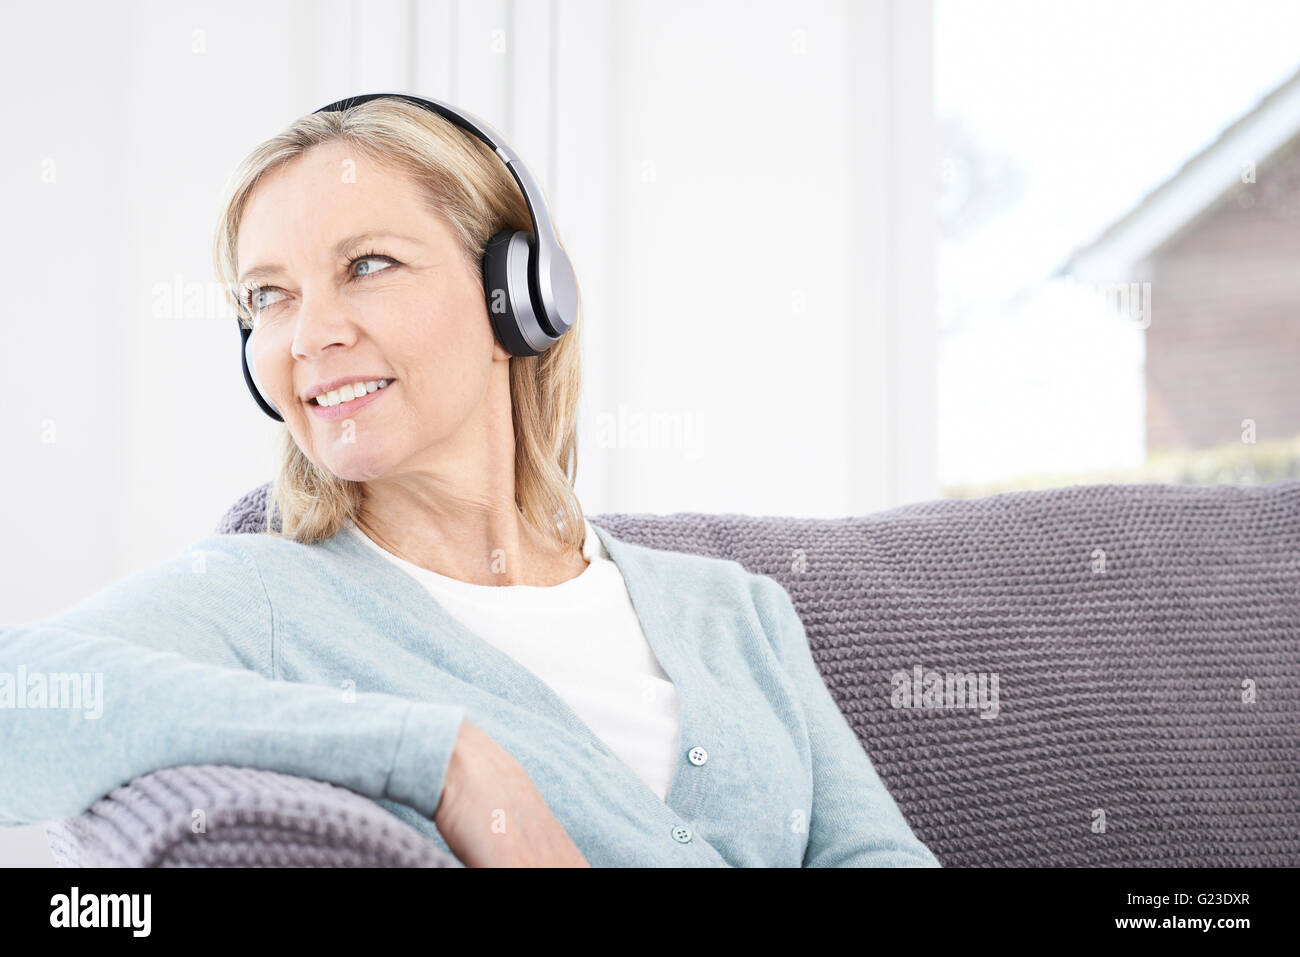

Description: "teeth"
314 379 390 406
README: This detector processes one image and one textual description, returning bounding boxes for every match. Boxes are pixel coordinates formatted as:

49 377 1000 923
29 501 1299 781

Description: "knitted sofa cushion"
44 764 461 867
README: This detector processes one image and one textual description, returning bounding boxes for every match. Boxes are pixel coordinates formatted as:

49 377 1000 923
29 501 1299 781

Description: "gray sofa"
45 479 1300 867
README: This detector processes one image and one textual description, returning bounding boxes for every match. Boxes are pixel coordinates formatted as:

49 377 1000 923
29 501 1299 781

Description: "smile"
308 379 394 420
312 379 392 406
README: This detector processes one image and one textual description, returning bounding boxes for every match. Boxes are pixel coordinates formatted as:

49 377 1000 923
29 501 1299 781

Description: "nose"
290 287 362 361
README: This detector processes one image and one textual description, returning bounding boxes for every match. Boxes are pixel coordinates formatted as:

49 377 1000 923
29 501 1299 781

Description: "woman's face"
236 140 508 481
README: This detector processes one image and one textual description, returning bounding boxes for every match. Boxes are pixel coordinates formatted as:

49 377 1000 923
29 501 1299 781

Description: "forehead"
236 143 432 264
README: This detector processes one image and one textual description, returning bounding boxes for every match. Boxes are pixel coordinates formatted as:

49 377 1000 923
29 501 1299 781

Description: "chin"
322 450 394 483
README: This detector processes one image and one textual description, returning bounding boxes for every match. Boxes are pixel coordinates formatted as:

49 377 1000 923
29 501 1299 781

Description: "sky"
934 0 1300 485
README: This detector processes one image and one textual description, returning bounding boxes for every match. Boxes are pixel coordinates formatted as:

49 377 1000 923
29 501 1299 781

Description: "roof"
1054 63 1300 280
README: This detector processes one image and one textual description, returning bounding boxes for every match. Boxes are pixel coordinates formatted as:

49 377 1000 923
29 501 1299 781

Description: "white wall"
0 0 934 866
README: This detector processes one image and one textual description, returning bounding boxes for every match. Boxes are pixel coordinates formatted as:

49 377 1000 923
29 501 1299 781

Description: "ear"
491 337 513 362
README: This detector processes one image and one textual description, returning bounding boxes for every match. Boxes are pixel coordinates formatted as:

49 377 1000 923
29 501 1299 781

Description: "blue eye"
353 255 395 278
247 287 286 311
241 251 399 319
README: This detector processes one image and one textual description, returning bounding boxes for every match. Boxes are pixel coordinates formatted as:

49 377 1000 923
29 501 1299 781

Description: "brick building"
1059 67 1300 453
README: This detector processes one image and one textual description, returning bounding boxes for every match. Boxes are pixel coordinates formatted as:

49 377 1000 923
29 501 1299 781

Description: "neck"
346 368 587 586
353 486 587 587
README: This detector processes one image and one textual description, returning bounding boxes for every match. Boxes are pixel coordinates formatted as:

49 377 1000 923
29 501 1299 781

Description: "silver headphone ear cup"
482 228 578 356
538 243 578 339
482 229 544 356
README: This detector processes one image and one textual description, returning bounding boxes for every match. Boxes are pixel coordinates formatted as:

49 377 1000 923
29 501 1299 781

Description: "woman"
0 95 939 868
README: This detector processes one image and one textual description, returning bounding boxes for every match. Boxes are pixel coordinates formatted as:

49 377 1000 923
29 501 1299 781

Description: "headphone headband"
312 93 562 251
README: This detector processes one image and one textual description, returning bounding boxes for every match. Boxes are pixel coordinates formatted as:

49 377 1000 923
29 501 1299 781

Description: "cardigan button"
687 746 708 766
671 825 692 844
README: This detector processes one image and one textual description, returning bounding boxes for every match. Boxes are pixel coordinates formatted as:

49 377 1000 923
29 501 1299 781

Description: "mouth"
307 378 395 407
307 378 396 420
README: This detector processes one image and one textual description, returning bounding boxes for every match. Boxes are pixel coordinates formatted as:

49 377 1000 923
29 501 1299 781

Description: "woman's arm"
0 535 465 826
753 574 941 867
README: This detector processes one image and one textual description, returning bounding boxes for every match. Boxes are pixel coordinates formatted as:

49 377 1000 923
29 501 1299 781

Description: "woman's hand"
433 719 590 867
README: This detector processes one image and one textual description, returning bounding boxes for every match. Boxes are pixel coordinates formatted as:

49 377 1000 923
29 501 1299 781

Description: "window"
935 0 1300 496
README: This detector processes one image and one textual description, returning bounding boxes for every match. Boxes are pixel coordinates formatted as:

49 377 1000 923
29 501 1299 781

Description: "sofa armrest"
43 764 463 867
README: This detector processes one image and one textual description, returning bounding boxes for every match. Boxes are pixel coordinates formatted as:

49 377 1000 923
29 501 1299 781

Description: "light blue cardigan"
0 520 940 867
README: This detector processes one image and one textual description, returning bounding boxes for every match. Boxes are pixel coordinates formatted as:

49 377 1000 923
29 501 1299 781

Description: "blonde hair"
212 96 586 551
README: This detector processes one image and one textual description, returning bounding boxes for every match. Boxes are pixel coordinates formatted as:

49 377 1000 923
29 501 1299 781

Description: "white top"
345 516 683 802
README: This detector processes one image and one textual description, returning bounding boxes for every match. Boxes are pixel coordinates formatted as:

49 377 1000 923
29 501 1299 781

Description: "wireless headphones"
237 92 580 421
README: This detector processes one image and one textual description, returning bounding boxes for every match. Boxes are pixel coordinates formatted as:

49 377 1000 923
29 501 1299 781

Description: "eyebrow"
237 231 426 285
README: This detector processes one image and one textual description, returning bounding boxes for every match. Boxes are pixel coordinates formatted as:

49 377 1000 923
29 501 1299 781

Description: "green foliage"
942 433 1300 499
